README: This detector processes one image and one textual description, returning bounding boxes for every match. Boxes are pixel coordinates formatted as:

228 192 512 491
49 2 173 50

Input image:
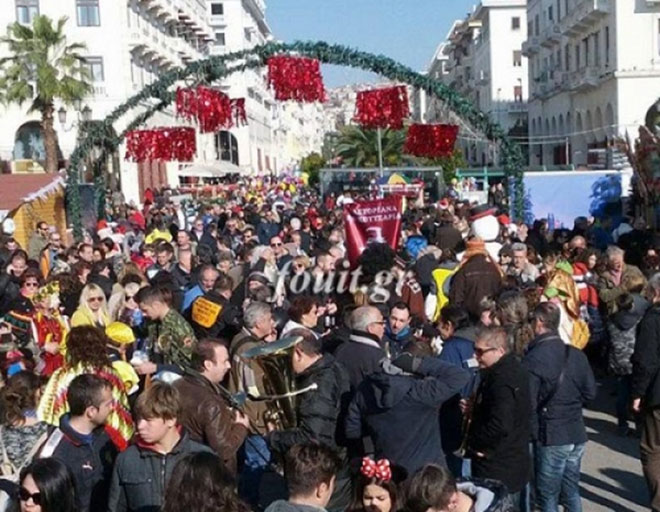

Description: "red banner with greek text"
344 195 403 266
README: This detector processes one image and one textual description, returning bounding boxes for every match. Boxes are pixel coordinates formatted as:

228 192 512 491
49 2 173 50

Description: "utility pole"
377 127 384 178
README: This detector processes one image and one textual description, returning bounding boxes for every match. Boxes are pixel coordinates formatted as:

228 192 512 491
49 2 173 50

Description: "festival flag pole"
377 127 384 178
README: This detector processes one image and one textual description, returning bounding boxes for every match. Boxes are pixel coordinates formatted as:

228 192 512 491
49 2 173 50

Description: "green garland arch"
68 41 525 239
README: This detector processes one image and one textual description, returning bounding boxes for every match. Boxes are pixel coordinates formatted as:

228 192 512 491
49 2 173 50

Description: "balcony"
561 0 610 37
541 25 562 48
128 29 148 51
522 37 540 57
507 101 528 114
569 66 601 91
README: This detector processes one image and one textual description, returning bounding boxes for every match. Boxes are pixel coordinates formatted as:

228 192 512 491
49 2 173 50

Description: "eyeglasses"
270 242 282 247
24 282 39 288
474 347 497 357
126 295 136 301
370 320 386 326
88 296 104 303
18 487 41 505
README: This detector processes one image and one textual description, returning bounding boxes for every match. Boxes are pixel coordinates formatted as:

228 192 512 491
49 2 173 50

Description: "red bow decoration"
267 55 326 102
125 127 196 162
231 98 247 126
360 457 392 482
176 86 233 133
354 86 410 130
404 123 459 158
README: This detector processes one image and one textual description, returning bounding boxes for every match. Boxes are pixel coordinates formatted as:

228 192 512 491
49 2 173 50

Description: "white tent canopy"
178 160 242 178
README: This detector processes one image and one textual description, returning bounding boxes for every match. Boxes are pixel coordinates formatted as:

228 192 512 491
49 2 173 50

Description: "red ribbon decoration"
360 457 392 482
175 86 233 133
354 86 410 130
231 98 247 126
267 55 326 102
125 127 196 162
404 123 459 158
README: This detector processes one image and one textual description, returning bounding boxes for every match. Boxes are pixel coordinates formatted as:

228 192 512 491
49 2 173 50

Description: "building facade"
0 0 293 205
425 1 528 166
0 0 219 203
523 0 660 168
206 0 288 175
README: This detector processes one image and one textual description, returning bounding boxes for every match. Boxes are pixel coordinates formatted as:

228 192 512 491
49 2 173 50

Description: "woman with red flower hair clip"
348 457 400 512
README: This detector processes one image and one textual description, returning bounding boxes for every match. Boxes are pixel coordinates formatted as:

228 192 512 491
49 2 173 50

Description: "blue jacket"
257 221 280 245
345 357 470 476
438 334 479 455
439 334 479 397
523 332 596 446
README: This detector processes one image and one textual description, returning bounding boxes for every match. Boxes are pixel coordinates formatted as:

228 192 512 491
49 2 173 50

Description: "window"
244 28 251 41
513 50 522 67
215 32 225 46
583 37 590 67
534 14 540 36
594 31 600 66
548 6 553 21
211 3 223 15
82 57 104 82
216 131 239 165
557 0 561 19
512 17 520 30
605 26 610 64
575 44 580 69
565 45 570 71
15 0 38 25
528 21 533 36
76 0 100 27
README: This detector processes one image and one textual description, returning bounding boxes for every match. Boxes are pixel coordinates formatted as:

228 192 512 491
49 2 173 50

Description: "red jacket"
572 262 599 308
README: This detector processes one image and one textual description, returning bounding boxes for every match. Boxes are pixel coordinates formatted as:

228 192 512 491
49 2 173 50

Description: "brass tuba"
241 335 317 430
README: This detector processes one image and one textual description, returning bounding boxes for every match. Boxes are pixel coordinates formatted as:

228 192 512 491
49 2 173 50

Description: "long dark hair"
19 458 75 512
161 452 250 512
348 472 399 512
0 371 41 426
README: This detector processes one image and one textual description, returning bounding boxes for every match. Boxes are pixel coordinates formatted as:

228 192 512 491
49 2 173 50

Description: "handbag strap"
538 344 571 413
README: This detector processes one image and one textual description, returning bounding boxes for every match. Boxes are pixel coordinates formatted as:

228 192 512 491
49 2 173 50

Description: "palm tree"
0 15 92 173
335 125 410 167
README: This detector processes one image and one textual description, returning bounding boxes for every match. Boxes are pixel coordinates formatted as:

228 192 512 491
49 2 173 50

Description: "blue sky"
268 0 476 87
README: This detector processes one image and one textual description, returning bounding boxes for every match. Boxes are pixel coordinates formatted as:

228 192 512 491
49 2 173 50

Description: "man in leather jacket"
174 338 250 474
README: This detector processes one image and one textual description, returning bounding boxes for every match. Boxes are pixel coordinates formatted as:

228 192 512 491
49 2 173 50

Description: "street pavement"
581 378 649 511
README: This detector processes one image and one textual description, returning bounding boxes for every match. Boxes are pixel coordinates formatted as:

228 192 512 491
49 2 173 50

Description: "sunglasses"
474 347 497 357
270 242 282 247
89 297 104 303
126 295 136 301
18 487 41 505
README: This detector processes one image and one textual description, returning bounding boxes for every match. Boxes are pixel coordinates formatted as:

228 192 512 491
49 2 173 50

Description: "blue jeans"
534 442 585 512
446 452 472 479
238 435 271 508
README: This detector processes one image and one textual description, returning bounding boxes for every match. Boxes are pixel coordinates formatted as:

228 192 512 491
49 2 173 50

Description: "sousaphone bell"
241 334 318 430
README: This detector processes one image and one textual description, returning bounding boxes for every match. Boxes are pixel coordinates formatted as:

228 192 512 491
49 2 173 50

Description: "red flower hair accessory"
360 457 392 482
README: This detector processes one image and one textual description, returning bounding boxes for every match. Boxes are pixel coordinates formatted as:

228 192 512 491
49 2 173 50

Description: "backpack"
0 426 48 511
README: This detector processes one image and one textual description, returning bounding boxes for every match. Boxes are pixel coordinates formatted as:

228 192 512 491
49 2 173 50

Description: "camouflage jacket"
147 309 197 369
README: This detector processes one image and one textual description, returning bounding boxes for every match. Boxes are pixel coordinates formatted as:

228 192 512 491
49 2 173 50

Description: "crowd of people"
0 177 656 512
